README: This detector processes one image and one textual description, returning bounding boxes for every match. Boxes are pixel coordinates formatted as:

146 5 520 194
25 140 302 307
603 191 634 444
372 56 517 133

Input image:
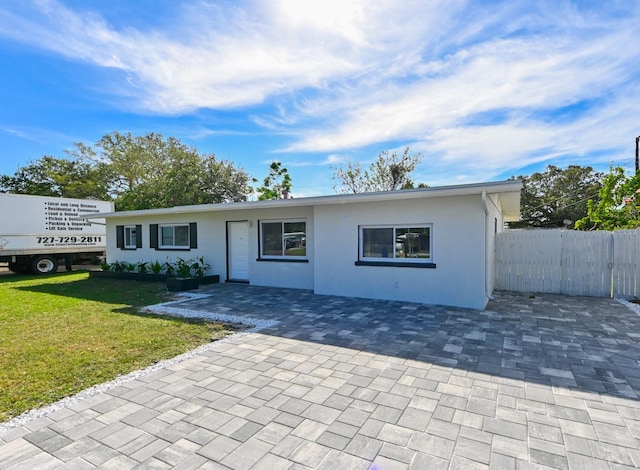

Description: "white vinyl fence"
496 229 640 298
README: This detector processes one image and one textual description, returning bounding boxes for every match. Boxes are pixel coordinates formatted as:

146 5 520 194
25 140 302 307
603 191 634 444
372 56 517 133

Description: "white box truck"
0 193 114 274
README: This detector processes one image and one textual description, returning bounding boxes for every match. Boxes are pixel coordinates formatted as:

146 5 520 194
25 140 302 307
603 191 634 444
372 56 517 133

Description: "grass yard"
0 271 235 423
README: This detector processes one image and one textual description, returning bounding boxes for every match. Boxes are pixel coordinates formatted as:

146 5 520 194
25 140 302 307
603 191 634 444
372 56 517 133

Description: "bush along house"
87 180 521 310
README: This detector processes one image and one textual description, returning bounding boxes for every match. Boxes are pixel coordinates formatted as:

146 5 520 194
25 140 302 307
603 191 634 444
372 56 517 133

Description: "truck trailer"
0 193 113 274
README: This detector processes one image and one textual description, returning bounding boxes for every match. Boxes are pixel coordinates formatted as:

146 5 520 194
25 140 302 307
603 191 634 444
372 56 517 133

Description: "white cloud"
266 153 348 168
283 24 639 151
0 0 638 185
0 125 81 150
0 0 457 113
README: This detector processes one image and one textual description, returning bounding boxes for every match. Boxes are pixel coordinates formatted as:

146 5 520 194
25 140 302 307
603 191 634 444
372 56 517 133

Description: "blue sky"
0 0 639 197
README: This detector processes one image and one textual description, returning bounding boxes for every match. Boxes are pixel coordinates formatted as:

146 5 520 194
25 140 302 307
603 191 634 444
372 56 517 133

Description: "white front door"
228 221 249 281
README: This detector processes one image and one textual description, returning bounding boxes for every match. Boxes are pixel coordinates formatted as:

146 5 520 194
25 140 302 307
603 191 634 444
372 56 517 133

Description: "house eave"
86 179 522 220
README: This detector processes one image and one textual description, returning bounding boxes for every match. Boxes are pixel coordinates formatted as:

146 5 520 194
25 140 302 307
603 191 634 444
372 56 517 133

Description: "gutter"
482 191 493 303
482 191 489 215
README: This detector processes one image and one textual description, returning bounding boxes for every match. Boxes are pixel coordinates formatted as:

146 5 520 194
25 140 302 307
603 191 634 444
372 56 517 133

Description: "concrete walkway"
1 285 640 469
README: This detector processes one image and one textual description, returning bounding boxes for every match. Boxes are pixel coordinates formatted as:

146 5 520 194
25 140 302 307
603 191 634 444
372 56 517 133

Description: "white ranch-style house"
90 180 521 310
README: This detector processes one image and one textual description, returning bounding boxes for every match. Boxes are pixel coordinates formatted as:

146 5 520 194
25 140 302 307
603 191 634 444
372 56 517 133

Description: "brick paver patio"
1 285 639 469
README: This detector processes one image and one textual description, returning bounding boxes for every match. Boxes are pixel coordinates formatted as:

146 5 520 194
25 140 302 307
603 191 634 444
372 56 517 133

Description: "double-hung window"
124 225 137 249
259 220 307 259
116 224 142 250
358 224 434 266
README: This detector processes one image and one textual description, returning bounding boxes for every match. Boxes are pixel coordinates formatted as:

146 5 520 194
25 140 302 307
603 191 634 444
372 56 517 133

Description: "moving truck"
0 193 113 274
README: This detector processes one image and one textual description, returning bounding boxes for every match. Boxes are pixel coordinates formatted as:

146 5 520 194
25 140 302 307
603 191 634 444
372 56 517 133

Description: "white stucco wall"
312 195 488 309
104 191 506 309
105 206 314 290
231 207 314 290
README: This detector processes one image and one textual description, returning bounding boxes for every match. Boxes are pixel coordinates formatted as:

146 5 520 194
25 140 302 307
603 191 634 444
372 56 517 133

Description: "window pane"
175 225 189 246
284 222 306 256
362 228 393 258
396 227 430 258
161 226 174 246
262 222 283 256
125 226 136 247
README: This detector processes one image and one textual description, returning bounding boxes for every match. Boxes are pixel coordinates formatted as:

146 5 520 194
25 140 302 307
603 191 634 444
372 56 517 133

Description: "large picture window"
260 220 306 258
160 224 189 248
360 225 432 262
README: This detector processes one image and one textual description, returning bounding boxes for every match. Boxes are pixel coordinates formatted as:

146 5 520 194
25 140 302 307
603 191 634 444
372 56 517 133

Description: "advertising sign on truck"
0 193 114 274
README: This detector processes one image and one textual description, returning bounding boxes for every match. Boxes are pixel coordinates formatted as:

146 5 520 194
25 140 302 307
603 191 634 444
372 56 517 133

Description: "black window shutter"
150 224 158 249
116 225 124 249
136 225 143 248
189 222 198 249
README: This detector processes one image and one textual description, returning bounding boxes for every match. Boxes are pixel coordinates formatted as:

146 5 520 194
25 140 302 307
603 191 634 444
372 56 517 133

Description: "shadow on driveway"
176 284 640 401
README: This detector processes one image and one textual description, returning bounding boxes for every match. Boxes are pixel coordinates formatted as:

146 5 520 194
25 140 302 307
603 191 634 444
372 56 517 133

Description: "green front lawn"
0 271 234 423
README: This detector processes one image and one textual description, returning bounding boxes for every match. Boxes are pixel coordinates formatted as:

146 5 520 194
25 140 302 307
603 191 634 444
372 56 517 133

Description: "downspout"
482 191 493 303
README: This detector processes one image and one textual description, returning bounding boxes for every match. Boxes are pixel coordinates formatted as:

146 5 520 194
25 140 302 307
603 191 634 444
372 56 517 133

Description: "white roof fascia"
86 180 522 220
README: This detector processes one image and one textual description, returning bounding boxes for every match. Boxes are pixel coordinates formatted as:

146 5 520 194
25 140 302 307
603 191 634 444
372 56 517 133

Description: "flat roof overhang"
86 179 523 221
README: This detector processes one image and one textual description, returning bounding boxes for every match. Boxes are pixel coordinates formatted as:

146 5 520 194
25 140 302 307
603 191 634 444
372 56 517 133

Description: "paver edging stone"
0 292 277 435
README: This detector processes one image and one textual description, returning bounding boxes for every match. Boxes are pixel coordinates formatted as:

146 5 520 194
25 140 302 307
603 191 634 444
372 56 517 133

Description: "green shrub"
191 256 210 277
111 261 128 272
164 260 176 277
175 258 192 278
137 261 149 274
150 260 163 274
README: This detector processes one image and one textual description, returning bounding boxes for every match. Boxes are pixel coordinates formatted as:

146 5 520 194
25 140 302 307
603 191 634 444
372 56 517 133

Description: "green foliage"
508 165 603 228
163 260 176 277
0 155 110 199
94 131 253 210
137 261 149 274
190 256 210 277
149 260 163 274
332 147 424 193
1 131 252 211
254 161 293 200
175 258 193 278
110 260 128 272
167 256 210 278
575 166 640 230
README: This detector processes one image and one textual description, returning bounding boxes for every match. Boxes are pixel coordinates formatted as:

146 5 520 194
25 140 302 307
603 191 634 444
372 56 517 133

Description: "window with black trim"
161 224 189 248
116 224 142 250
124 226 137 249
260 220 306 258
149 223 197 250
359 225 432 262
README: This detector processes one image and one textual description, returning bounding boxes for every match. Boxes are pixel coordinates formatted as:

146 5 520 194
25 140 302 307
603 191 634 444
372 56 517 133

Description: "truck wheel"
31 256 59 274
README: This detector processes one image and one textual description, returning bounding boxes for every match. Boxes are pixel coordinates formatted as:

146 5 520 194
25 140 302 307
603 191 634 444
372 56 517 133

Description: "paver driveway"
1 285 640 469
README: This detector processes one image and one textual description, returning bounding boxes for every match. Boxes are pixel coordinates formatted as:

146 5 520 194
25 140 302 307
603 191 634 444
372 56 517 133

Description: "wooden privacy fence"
495 229 640 298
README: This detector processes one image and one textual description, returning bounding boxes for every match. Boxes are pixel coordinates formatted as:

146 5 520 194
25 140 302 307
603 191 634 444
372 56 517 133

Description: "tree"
254 162 293 200
75 131 252 210
332 147 423 193
575 166 640 230
508 165 603 228
1 132 252 210
0 155 110 199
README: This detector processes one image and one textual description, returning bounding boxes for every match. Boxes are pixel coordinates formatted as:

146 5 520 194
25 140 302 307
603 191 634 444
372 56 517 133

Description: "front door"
227 221 249 282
